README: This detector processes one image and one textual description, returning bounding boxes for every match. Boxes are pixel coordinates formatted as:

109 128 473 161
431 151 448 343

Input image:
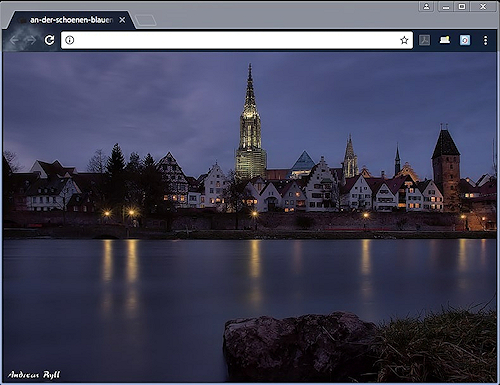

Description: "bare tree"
222 170 252 229
3 151 23 172
87 149 108 174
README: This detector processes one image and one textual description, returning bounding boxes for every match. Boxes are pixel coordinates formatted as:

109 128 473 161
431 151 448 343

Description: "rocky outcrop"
223 311 378 382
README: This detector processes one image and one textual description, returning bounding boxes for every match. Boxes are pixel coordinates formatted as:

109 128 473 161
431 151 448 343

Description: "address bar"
60 31 414 50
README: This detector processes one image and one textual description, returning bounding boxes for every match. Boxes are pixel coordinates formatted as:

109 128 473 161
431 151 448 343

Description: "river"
3 239 496 382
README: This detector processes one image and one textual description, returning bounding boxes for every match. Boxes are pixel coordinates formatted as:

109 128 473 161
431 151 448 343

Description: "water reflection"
292 240 303 276
360 239 373 302
126 240 139 318
458 238 468 273
249 240 261 278
249 240 262 309
102 239 113 282
101 240 113 315
127 240 138 283
480 239 487 268
361 239 371 276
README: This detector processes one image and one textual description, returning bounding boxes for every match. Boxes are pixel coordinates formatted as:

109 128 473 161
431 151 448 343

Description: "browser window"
2 1 498 383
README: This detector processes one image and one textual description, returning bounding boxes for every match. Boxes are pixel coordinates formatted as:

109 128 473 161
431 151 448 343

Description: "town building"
341 174 372 211
367 178 398 212
305 156 339 211
279 180 307 212
235 64 267 180
157 152 189 208
259 182 282 212
417 180 444 211
432 124 461 212
25 160 81 212
200 163 226 209
405 183 424 211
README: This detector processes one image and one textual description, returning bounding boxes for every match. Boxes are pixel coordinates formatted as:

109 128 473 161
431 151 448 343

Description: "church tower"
432 124 461 212
395 144 401 176
342 134 358 179
235 64 267 180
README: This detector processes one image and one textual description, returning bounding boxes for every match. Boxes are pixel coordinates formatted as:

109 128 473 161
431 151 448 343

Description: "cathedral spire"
244 63 256 111
345 134 355 158
236 64 267 179
343 134 358 178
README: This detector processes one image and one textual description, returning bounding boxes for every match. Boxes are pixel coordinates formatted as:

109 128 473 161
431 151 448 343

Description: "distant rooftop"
290 151 315 171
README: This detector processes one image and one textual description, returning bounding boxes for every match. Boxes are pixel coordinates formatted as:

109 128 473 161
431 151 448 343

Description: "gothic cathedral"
342 134 359 179
235 64 267 180
432 124 460 212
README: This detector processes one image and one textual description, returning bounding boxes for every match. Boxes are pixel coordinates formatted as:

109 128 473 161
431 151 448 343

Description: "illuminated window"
295 192 300 197
164 195 169 200
180 195 185 202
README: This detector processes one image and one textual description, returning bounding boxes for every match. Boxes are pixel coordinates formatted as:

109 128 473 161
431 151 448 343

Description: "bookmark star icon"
400 36 409 44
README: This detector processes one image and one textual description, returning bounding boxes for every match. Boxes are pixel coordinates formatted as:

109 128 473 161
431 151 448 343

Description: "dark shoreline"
3 226 497 240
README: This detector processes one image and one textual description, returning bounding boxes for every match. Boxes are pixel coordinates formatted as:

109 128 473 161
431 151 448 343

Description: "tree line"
87 144 172 217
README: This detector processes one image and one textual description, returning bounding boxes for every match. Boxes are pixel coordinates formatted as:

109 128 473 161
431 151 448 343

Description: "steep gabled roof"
459 178 477 194
385 175 409 195
340 174 362 194
432 129 460 159
31 160 76 178
271 179 290 195
197 173 208 184
416 180 432 192
477 177 496 196
365 177 386 195
72 173 101 193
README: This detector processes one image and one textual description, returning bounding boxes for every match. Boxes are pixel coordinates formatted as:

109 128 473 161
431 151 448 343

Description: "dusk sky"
3 51 497 182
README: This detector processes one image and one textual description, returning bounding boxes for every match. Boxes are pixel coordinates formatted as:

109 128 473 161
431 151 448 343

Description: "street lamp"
103 209 111 224
460 214 468 231
362 212 369 231
252 210 258 230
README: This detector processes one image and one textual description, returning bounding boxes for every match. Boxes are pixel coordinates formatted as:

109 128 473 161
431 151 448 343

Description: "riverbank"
3 226 497 240
223 308 497 382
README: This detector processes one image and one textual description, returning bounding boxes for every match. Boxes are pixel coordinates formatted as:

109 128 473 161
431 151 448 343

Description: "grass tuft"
373 307 497 382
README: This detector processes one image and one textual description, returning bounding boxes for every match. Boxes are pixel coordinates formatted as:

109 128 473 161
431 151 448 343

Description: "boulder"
223 311 378 382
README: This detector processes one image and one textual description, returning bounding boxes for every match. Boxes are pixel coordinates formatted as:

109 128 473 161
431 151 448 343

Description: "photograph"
3 50 497 382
